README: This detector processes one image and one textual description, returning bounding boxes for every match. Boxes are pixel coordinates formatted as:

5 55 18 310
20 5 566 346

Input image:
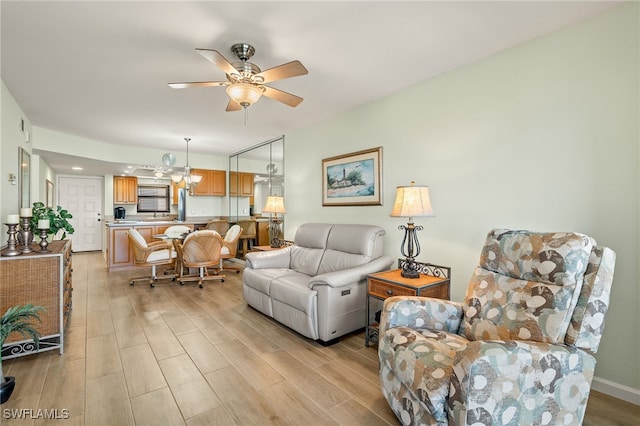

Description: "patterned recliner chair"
378 229 616 426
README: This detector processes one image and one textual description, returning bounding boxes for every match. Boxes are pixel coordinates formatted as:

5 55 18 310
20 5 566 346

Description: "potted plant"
0 304 44 404
30 202 75 239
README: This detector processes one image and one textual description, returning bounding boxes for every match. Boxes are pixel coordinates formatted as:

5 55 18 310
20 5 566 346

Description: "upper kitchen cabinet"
191 169 226 196
114 176 138 204
229 172 254 197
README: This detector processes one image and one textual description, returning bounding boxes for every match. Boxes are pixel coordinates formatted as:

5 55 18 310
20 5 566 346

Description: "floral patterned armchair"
378 229 615 426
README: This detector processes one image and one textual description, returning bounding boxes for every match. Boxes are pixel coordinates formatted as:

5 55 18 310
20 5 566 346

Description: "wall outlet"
243 208 248 214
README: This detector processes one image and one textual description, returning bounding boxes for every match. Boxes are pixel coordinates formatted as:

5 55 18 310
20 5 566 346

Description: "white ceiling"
1 1 623 176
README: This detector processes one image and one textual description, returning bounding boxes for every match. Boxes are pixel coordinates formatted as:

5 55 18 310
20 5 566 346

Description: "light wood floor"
2 252 639 425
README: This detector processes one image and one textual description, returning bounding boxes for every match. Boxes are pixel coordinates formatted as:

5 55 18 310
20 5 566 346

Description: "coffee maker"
114 207 126 219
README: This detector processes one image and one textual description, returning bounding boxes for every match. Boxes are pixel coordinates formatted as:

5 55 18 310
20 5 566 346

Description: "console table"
0 240 72 359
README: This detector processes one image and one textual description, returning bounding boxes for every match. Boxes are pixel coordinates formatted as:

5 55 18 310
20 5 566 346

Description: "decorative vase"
0 376 16 404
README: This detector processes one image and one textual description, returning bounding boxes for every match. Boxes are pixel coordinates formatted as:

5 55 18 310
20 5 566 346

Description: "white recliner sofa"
243 223 394 344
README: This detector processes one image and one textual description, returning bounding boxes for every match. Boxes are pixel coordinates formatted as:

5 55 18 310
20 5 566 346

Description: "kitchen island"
105 220 204 271
105 218 271 271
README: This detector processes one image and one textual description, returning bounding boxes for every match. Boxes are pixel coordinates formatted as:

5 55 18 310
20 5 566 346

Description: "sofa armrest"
245 247 292 269
449 340 596 425
308 256 394 289
379 296 463 336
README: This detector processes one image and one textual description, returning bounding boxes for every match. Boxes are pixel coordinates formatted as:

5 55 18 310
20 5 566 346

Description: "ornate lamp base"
400 265 420 279
398 221 424 279
269 218 283 248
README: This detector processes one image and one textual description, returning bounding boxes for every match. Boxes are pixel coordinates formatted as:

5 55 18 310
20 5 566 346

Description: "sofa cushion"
461 229 593 344
285 223 329 276
243 268 302 296
290 246 325 277
318 224 385 274
270 274 317 313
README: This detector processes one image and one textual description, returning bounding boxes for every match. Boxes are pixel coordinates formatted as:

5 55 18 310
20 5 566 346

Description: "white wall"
1 82 32 221
286 4 639 395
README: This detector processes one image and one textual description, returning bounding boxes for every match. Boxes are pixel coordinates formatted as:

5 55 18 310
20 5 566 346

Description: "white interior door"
58 176 103 252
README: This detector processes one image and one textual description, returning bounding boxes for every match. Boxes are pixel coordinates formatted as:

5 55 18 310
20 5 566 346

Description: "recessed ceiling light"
72 166 83 170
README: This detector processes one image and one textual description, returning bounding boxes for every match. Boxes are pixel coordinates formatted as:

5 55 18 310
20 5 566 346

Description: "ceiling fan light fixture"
226 82 264 108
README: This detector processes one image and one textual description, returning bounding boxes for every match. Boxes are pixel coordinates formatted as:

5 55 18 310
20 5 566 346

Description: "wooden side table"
366 264 450 346
251 241 294 252
251 245 283 252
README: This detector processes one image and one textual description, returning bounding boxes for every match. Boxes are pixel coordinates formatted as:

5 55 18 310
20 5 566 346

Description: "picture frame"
18 147 31 209
46 179 54 208
322 147 382 206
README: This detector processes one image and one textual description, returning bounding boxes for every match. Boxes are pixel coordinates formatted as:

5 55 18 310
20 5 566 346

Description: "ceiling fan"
169 43 308 112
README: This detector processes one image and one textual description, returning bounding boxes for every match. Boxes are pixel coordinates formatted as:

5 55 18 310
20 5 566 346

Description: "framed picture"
18 147 30 209
322 147 382 206
46 179 54 208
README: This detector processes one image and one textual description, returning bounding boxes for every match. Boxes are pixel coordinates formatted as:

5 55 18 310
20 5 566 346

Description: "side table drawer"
420 282 450 300
368 279 417 299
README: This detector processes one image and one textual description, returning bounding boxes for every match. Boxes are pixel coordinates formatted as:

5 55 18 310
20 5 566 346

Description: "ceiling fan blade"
255 60 308 84
168 81 229 89
196 48 239 76
263 86 304 107
225 99 243 112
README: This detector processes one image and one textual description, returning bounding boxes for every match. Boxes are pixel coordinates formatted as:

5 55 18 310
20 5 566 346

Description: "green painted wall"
286 4 639 394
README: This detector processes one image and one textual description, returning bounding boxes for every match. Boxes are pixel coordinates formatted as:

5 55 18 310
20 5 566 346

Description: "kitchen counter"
106 220 191 227
104 217 270 270
105 220 213 271
104 218 224 227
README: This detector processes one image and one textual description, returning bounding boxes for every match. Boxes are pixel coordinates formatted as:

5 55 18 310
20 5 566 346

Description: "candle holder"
19 216 34 254
2 223 22 256
38 228 50 252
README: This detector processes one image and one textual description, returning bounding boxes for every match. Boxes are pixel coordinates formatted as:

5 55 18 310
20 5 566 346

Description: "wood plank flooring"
2 252 638 425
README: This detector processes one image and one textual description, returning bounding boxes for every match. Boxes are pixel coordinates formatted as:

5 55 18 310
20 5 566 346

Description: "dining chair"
127 229 177 287
173 230 225 288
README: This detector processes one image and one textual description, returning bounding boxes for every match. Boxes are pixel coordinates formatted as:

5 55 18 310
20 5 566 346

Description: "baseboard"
592 376 640 406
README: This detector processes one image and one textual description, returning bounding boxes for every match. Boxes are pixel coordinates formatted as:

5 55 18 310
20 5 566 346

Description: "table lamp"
263 195 286 248
390 181 434 278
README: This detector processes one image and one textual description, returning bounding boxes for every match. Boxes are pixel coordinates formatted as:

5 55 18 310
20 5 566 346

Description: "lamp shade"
263 195 286 214
226 83 264 107
189 173 202 184
390 182 434 218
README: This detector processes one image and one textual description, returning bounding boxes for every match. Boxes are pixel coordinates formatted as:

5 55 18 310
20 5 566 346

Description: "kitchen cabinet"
114 176 138 204
257 220 270 246
191 169 226 196
1 240 73 358
229 172 254 197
